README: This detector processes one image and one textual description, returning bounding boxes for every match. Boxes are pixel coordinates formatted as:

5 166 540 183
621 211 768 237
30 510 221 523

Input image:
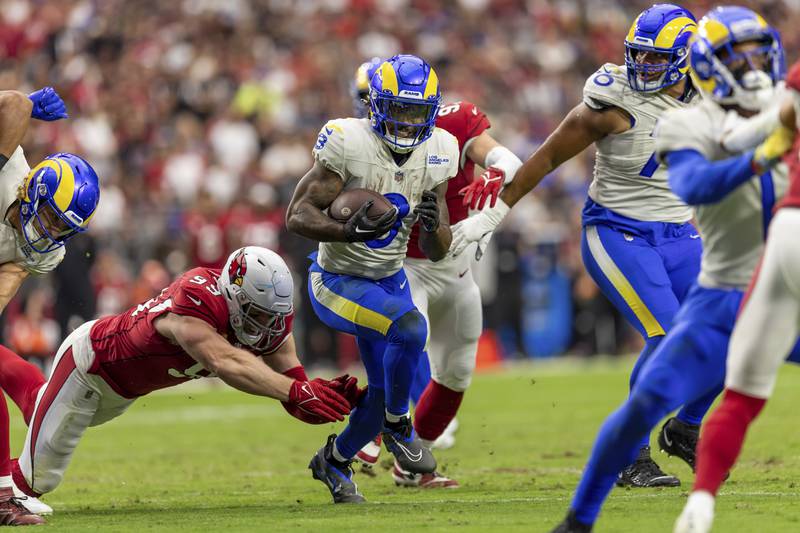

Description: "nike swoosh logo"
400 279 407 289
301 383 312 398
458 269 469 278
394 441 423 462
690 234 700 239
188 295 202 306
663 431 673 448
355 227 373 234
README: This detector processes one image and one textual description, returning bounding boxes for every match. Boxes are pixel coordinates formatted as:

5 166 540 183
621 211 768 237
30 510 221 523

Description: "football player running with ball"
552 7 795 532
456 3 704 488
286 54 459 503
1 247 358 517
350 59 523 487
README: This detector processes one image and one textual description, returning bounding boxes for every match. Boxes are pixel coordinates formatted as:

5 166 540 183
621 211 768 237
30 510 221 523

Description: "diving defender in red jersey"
0 247 359 518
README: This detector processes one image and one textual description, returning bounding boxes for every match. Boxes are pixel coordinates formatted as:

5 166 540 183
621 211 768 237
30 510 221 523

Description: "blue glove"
28 87 68 121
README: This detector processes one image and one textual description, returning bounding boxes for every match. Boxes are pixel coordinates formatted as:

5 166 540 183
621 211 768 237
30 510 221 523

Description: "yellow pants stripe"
310 272 393 335
586 225 666 337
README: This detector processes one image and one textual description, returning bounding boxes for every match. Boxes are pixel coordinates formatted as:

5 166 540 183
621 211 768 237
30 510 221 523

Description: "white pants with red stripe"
18 320 135 495
727 208 800 399
405 250 482 392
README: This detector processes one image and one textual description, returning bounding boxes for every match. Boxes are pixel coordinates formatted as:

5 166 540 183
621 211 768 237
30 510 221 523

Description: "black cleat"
616 446 680 488
382 416 437 474
550 510 593 532
658 417 700 471
308 434 366 504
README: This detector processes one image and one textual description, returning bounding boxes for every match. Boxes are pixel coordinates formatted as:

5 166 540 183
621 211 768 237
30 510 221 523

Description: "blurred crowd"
1 0 796 368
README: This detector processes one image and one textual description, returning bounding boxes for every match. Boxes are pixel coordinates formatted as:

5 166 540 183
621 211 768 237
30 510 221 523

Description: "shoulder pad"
312 119 350 178
583 63 632 111
22 246 64 275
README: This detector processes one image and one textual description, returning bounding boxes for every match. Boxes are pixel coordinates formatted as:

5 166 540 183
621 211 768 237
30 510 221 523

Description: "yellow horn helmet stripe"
626 14 642 43
698 18 731 47
378 62 398 96
654 17 697 48
36 158 76 213
423 67 439 99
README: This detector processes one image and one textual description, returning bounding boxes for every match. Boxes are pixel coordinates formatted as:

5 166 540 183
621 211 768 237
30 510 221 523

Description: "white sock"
420 438 434 449
0 475 12 489
385 410 409 423
331 442 349 464
687 490 716 512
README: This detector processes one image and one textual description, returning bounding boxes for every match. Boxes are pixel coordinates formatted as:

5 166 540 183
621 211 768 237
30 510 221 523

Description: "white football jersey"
655 96 788 289
583 63 693 223
313 118 458 280
0 147 64 275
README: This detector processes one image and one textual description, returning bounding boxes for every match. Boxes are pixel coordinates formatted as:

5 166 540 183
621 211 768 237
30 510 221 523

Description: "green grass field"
12 358 800 532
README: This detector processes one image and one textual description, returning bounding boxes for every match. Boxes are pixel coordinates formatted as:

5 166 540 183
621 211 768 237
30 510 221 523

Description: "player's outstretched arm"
460 131 524 210
449 102 629 257
0 262 29 315
158 312 295 399
286 161 349 242
500 102 629 208
157 313 352 423
415 182 451 262
0 91 32 170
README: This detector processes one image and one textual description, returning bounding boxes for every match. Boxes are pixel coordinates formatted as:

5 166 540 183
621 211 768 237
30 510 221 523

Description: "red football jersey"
780 61 800 209
88 267 294 398
406 101 491 259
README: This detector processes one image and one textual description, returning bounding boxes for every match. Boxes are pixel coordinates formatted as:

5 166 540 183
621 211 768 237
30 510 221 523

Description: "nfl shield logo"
394 171 404 183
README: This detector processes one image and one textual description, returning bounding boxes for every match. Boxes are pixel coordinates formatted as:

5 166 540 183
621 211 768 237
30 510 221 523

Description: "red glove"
459 167 505 210
284 378 351 425
325 374 367 409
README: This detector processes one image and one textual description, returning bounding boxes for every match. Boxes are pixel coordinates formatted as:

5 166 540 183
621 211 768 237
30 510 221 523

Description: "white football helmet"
218 246 293 351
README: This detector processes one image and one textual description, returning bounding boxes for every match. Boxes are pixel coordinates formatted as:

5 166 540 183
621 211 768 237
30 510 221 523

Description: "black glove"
413 190 440 232
343 201 398 242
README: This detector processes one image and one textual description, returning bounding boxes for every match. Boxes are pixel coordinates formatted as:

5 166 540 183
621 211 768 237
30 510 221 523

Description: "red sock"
0 394 9 478
414 380 463 441
0 345 46 424
694 389 766 495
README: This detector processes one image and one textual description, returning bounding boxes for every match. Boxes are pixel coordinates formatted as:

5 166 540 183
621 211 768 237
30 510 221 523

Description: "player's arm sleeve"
656 110 755 205
311 120 347 181
664 149 755 205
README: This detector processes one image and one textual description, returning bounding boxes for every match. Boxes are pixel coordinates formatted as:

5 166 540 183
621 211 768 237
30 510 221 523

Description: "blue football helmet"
368 54 442 154
352 57 382 117
19 153 100 253
690 6 784 112
624 4 697 92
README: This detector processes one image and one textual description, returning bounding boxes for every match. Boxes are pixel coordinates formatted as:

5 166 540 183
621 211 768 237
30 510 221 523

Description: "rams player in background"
552 6 793 532
454 3 704 488
287 54 458 503
350 58 524 488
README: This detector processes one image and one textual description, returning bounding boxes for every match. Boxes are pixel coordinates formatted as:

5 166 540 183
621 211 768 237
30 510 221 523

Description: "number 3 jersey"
313 118 459 280
88 267 294 398
583 63 693 223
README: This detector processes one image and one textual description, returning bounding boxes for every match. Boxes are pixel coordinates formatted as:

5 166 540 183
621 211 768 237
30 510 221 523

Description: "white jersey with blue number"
0 146 64 275
655 96 789 289
313 118 459 280
583 63 693 223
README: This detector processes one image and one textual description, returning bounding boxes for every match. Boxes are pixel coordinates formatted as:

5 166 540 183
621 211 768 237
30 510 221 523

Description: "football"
329 188 394 223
